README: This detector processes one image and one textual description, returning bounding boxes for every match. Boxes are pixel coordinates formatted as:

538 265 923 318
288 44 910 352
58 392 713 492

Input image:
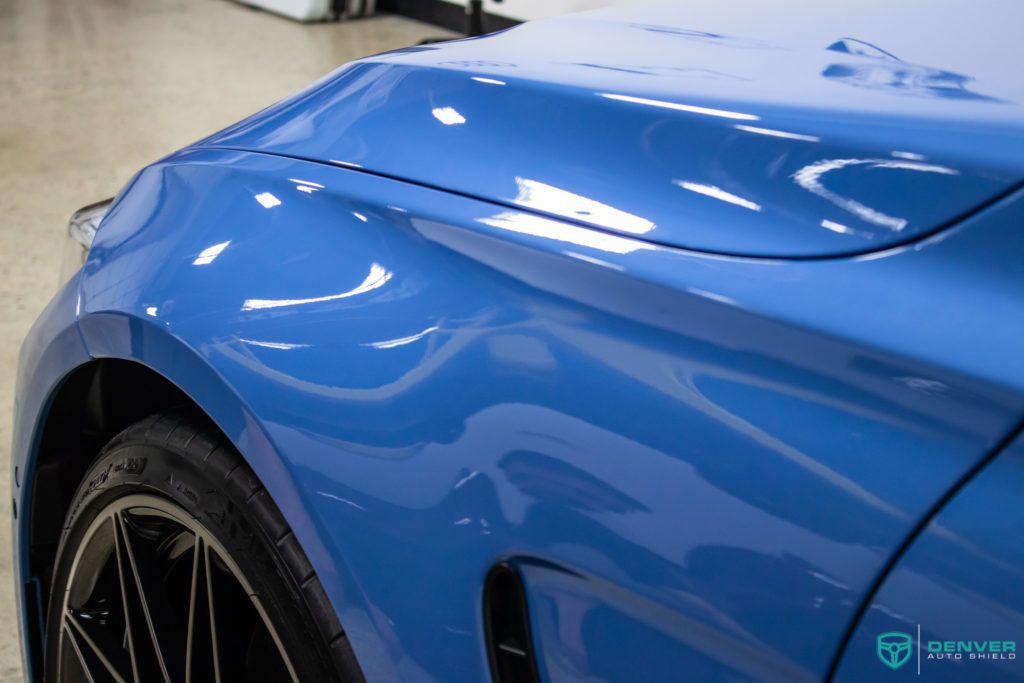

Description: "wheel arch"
21 335 355 680
23 359 190 675
28 359 193 591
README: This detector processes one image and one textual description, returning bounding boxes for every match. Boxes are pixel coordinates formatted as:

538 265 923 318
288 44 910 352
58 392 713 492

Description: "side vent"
484 563 541 683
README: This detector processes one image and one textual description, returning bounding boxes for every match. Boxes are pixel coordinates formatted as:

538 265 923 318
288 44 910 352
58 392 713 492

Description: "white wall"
478 0 641 22
233 0 636 23
233 0 333 21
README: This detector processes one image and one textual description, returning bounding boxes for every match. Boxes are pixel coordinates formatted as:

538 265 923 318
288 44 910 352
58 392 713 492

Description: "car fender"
68 145 1024 681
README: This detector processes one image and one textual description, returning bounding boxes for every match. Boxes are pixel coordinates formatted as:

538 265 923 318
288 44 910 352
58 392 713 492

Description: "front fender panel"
77 147 1024 681
834 429 1024 682
11 275 91 681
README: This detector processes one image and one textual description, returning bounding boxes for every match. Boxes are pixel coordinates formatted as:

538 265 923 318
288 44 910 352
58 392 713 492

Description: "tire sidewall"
44 440 334 682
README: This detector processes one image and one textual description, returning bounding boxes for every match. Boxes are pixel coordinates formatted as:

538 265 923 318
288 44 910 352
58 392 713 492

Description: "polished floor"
0 1 449 678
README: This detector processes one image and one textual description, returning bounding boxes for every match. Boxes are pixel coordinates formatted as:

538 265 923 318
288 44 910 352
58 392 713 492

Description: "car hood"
197 0 1024 258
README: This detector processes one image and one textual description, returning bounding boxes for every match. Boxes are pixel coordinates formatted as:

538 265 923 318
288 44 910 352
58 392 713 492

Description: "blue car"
13 2 1024 681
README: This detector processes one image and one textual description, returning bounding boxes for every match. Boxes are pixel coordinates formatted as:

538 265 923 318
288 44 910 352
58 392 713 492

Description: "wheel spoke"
112 511 169 683
114 511 178 682
186 536 222 683
63 623 96 683
205 540 223 683
185 536 201 682
60 494 301 683
65 610 130 683
111 512 141 682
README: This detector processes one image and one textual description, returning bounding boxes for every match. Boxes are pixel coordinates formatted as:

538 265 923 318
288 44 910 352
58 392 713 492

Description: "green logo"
878 631 913 670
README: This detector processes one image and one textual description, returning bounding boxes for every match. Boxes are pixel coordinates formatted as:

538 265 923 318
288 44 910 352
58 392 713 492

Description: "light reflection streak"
675 181 761 212
792 158 958 231
513 177 654 234
454 471 479 489
600 92 760 121
892 151 926 161
192 240 231 266
239 338 311 350
317 491 366 511
686 287 737 306
734 124 820 142
471 76 506 85
820 220 854 235
565 251 624 271
241 263 392 311
480 211 651 255
367 325 439 349
254 192 281 209
432 106 466 125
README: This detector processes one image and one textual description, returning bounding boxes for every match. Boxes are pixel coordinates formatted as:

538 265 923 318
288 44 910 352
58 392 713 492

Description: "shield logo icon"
877 631 913 670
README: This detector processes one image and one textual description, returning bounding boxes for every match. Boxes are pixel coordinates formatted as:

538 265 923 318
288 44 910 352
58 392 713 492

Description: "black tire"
43 409 365 683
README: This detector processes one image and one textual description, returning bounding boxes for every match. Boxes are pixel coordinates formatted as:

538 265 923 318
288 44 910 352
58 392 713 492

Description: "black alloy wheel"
44 410 364 683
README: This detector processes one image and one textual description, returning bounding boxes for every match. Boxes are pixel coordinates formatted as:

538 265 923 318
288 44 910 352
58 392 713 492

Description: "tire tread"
52 407 365 683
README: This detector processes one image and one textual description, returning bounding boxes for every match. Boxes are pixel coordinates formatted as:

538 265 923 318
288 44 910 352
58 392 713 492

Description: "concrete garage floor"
0 2 451 678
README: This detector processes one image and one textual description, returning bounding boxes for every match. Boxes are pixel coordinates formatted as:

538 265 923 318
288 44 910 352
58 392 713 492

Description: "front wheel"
43 410 364 683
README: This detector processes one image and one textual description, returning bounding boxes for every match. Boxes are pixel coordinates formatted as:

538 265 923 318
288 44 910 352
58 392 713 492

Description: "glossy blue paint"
199 2 1024 257
12 3 1024 682
14 143 1015 681
834 429 1024 682
11 275 92 679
